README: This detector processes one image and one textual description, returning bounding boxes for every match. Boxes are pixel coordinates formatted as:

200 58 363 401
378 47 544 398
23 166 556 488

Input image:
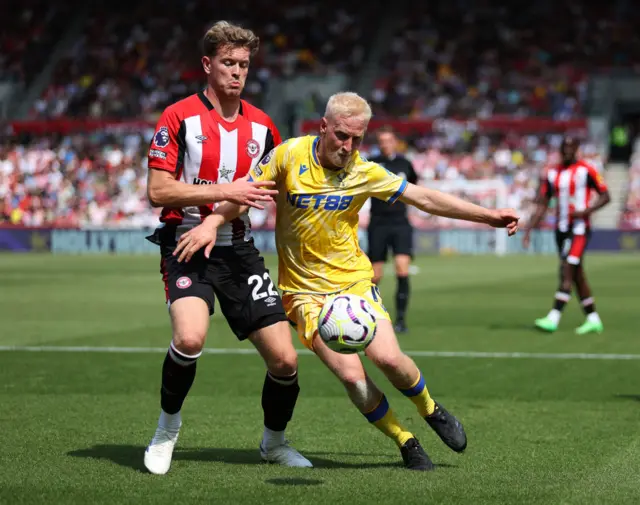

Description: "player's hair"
324 92 372 122
202 21 260 58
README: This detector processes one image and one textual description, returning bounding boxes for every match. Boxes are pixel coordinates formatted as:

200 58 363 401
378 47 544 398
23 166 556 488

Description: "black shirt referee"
367 126 418 333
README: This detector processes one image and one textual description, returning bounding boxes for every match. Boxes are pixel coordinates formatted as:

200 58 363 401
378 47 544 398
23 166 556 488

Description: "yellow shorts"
282 280 390 351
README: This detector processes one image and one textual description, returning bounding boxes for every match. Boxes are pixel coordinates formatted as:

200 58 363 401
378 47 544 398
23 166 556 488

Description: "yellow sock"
397 371 436 417
363 395 413 447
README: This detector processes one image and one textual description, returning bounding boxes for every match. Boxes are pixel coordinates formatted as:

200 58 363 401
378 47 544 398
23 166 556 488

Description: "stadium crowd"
16 1 639 122
0 125 599 230
0 1 78 84
371 2 640 119
0 0 636 231
30 0 372 120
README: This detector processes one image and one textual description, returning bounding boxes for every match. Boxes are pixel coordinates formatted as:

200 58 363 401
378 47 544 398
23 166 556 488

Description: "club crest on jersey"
154 126 170 148
246 139 260 158
176 276 192 289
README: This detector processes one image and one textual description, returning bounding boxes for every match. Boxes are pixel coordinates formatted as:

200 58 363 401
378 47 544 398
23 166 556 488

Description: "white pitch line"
0 346 639 361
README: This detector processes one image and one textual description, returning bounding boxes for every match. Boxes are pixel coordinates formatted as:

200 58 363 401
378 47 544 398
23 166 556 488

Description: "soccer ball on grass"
318 294 377 354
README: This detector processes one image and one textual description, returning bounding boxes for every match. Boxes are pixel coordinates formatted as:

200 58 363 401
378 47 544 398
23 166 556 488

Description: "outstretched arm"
398 183 520 234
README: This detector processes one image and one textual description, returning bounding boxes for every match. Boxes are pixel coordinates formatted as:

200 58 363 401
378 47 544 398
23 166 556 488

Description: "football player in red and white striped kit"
523 136 610 334
143 21 312 474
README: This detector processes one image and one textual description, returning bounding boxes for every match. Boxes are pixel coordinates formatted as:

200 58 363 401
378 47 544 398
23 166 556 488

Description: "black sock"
262 371 300 431
396 276 409 322
553 289 571 312
160 342 200 415
580 296 596 315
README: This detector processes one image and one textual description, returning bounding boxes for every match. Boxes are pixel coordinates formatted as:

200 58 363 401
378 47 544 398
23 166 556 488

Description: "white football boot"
260 440 313 467
144 412 181 475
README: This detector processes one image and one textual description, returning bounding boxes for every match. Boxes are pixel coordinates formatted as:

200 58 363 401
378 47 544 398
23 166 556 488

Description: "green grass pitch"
1 253 639 505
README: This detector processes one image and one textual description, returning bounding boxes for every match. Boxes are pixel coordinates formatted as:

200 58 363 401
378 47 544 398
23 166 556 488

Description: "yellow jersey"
248 135 407 294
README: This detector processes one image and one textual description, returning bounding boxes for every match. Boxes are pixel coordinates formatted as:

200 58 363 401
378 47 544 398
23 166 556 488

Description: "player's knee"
172 331 206 356
266 348 298 377
560 278 573 292
339 370 367 390
370 352 405 374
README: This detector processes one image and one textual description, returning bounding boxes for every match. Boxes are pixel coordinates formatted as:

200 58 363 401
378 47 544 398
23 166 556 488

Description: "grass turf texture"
1 253 639 505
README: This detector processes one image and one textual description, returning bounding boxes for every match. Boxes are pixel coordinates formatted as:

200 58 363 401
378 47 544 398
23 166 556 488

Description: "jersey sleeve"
147 106 185 173
585 163 608 193
366 163 408 204
258 119 282 165
248 142 287 183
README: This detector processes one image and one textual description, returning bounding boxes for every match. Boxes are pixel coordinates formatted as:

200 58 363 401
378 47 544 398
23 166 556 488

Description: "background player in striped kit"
523 136 611 334
143 21 311 475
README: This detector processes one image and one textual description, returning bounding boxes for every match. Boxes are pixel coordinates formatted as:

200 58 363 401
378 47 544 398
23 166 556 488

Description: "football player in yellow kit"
173 92 519 471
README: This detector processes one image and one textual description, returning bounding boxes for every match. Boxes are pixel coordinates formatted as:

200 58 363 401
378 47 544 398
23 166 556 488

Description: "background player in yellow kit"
173 92 520 471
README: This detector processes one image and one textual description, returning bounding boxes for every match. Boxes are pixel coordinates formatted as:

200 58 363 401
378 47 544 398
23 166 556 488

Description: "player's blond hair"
202 21 260 57
324 92 372 122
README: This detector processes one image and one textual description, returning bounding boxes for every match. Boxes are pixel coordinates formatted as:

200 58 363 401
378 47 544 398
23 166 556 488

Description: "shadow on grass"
67 445 458 472
614 394 640 402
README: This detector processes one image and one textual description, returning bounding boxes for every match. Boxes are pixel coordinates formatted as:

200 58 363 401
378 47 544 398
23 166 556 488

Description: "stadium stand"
0 1 79 85
1 124 596 230
31 0 373 119
0 1 635 230
370 2 640 119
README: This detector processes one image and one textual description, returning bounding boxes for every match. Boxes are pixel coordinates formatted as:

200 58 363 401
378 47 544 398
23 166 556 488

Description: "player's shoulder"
352 151 388 174
576 158 601 173
274 135 313 157
240 99 276 127
161 93 205 121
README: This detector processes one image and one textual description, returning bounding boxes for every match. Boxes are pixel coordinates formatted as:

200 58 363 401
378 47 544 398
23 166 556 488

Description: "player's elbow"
400 183 431 211
147 185 166 207
412 187 434 213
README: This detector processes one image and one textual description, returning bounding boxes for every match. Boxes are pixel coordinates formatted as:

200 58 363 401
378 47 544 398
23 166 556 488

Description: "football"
318 294 377 354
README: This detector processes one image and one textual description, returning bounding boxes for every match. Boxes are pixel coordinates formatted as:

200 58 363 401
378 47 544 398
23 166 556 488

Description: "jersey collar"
198 90 244 116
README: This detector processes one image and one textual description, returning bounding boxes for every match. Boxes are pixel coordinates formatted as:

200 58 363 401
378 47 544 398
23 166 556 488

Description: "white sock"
262 427 285 449
546 309 561 325
159 410 182 432
587 312 602 325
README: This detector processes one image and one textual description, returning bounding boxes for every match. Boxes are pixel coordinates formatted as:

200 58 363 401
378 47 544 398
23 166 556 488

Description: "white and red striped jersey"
147 91 281 246
539 160 608 235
